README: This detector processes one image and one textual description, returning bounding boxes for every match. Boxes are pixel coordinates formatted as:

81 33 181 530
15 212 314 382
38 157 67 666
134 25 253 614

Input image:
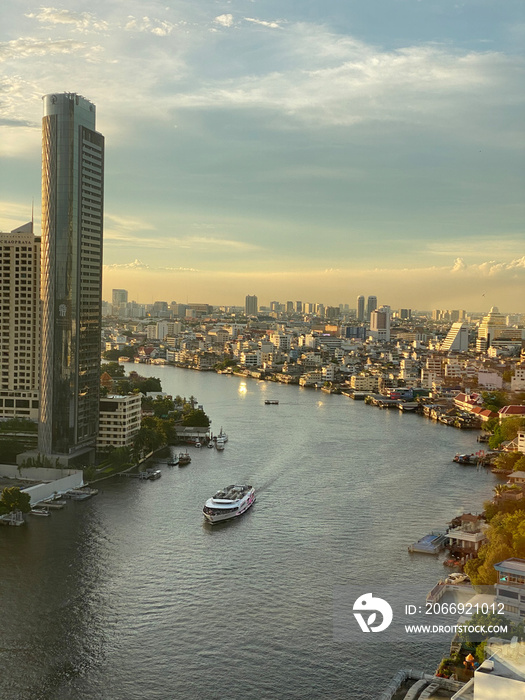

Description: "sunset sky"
1 1 524 311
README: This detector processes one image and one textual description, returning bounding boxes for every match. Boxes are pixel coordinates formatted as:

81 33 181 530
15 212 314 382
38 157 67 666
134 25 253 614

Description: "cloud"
244 17 282 29
103 259 199 272
25 7 108 32
451 257 467 272
172 26 524 140
214 14 234 28
0 37 96 62
450 256 525 276
104 259 150 270
124 16 177 36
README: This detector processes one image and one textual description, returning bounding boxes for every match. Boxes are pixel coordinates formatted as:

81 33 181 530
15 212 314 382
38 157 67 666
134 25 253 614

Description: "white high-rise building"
441 322 469 353
476 306 507 351
0 222 40 421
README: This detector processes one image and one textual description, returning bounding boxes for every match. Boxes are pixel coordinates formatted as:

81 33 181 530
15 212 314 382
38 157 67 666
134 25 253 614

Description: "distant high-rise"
369 306 390 342
0 223 41 421
112 288 128 314
357 295 365 322
366 295 377 320
441 322 469 353
39 93 104 461
245 295 258 315
476 306 507 352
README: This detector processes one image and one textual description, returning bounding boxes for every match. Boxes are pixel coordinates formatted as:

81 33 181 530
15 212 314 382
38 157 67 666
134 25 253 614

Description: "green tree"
0 486 31 514
459 611 514 647
182 409 210 427
0 418 38 433
481 390 507 412
493 452 521 472
100 362 125 378
513 455 525 471
465 511 525 584
103 346 136 361
153 396 175 418
489 417 525 449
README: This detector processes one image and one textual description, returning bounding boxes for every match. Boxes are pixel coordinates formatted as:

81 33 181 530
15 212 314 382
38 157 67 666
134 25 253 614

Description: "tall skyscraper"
245 294 258 315
39 93 104 462
357 295 365 322
366 295 377 320
0 222 40 421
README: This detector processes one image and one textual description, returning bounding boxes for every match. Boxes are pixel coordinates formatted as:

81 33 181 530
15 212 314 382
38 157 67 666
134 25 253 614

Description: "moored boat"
264 400 279 405
203 485 255 524
178 451 191 466
30 508 50 517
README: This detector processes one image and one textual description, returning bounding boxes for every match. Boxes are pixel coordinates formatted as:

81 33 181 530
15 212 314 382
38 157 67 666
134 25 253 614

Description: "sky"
1 0 524 312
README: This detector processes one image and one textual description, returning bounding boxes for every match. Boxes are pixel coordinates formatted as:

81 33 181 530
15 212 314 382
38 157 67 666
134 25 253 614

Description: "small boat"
217 428 228 442
207 441 214 449
215 437 225 451
167 456 179 466
203 485 255 524
30 508 50 517
264 400 279 405
453 453 477 465
147 469 162 480
195 442 202 448
178 452 191 466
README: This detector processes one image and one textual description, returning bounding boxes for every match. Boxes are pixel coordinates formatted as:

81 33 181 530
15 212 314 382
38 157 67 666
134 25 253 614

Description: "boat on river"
203 485 255 524
167 455 179 466
30 508 50 517
178 451 191 466
264 400 279 405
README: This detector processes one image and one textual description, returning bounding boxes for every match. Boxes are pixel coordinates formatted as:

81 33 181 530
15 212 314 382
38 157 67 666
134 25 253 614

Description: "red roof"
499 405 525 416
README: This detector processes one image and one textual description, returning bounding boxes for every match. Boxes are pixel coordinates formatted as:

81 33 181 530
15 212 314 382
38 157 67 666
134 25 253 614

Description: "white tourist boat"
203 485 255 524
215 436 225 450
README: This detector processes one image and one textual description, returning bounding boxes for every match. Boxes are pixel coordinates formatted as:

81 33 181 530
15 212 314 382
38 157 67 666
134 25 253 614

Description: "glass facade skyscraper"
39 93 104 459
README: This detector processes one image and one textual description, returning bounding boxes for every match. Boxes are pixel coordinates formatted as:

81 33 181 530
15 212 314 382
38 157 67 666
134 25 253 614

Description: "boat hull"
203 491 255 524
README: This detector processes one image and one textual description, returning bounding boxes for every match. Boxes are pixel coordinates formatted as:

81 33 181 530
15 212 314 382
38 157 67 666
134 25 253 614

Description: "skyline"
1 1 524 310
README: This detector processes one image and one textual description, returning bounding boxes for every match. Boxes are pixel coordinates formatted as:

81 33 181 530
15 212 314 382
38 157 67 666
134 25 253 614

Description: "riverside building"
38 93 104 465
0 222 40 421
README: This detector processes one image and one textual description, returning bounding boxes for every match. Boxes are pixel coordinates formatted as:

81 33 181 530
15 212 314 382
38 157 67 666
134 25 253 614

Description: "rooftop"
494 558 525 574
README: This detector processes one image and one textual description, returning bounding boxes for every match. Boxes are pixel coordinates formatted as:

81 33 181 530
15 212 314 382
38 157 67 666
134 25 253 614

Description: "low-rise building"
494 558 525 622
97 394 142 449
447 513 488 558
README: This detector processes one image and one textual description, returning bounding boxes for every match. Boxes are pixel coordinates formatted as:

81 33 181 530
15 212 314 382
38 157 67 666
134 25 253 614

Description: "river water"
0 367 496 699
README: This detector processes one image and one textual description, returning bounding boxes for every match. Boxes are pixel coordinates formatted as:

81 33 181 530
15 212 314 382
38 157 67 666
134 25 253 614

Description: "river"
0 366 496 699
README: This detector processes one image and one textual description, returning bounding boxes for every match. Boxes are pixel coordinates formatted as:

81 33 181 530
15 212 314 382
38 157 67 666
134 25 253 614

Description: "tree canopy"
0 486 31 514
489 416 525 449
182 409 210 427
465 510 525 585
